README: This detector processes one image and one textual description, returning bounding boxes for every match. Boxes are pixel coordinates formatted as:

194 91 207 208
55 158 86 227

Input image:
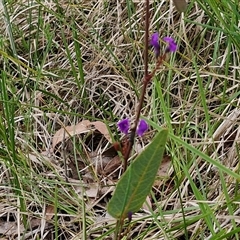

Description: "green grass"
0 0 240 239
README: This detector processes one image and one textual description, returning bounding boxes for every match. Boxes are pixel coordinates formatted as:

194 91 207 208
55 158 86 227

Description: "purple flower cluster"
150 33 177 56
117 119 148 137
116 34 177 144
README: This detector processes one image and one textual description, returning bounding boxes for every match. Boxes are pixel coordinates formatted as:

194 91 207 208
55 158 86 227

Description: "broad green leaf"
107 129 168 219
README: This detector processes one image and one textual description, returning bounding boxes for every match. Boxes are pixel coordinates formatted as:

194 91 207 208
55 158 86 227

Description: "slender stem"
122 0 168 171
117 0 168 238
144 0 150 77
122 0 150 172
115 218 124 240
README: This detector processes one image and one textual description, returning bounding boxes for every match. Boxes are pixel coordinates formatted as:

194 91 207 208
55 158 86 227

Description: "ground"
0 0 240 239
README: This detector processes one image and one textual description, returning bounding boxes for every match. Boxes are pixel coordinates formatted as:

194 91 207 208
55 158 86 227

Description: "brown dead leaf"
29 218 42 229
89 121 112 143
158 155 171 177
52 120 90 149
154 155 172 187
68 159 86 180
52 120 112 150
103 155 122 177
45 205 55 221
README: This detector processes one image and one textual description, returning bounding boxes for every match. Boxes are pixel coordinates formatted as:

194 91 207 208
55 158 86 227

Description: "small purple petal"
117 119 130 135
150 33 159 47
163 37 177 52
150 33 160 57
137 119 148 137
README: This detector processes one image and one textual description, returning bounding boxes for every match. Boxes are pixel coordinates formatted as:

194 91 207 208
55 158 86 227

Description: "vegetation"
0 0 240 239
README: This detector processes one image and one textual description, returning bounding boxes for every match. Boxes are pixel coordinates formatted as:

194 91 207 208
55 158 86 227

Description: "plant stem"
123 0 167 171
123 0 150 172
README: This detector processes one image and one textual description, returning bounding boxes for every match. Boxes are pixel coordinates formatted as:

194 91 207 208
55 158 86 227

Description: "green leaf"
107 129 168 219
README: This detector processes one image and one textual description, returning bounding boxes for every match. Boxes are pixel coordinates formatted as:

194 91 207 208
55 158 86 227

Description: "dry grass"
0 0 240 239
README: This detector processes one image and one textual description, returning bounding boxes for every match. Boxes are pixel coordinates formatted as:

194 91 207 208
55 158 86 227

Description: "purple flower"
150 33 160 57
117 118 130 135
117 118 148 137
137 119 148 137
163 37 177 52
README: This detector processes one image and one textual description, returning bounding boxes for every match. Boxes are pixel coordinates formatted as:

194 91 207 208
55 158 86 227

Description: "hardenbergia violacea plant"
107 0 179 239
